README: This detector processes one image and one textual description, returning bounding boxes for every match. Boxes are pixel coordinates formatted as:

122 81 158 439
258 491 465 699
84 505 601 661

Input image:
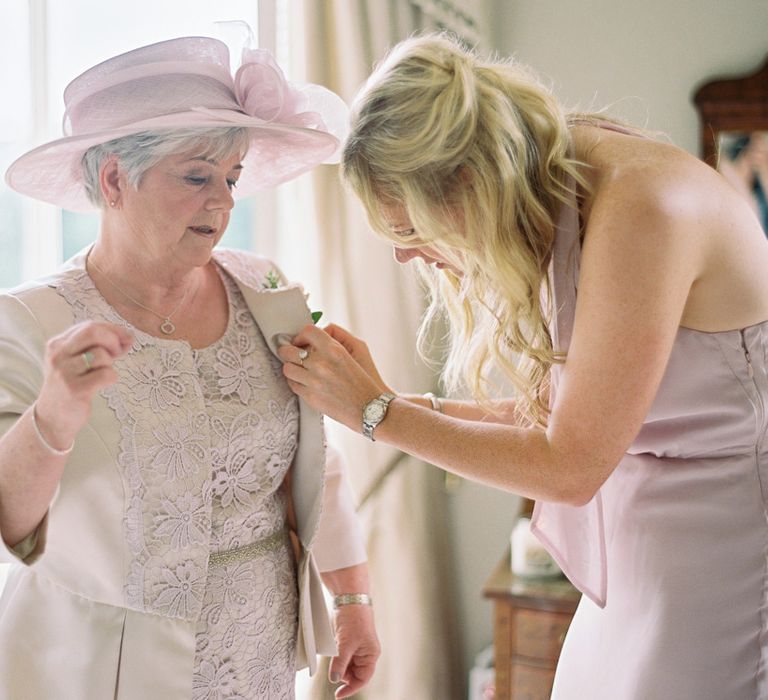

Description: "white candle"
511 517 562 578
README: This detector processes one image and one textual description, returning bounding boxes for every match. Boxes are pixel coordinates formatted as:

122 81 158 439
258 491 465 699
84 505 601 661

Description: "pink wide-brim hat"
5 36 348 212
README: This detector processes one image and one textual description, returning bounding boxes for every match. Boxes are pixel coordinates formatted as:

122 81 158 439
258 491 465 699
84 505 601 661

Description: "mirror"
717 131 768 231
694 56 768 233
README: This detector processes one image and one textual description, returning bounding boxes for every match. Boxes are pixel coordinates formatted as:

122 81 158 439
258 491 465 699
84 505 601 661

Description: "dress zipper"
743 336 755 379
741 329 766 443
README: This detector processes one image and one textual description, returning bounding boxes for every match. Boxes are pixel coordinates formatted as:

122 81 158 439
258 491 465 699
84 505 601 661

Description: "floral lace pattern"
56 265 300 699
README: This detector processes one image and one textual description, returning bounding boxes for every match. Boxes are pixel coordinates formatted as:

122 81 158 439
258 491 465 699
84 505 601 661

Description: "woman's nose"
206 180 235 211
394 246 419 264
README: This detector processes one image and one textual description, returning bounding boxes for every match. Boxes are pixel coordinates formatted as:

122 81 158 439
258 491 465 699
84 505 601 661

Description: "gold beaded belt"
208 529 289 568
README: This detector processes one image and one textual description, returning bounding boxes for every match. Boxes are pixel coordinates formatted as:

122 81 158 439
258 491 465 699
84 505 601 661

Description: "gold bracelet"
332 593 373 609
423 392 444 413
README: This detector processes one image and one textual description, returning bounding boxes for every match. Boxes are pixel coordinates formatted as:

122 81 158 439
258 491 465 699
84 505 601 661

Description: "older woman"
1 36 378 699
281 34 768 700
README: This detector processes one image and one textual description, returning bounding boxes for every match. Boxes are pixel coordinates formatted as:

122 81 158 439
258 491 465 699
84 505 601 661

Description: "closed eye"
393 227 417 240
185 175 239 191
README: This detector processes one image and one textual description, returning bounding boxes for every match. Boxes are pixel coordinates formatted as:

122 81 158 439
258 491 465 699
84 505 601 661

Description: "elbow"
561 486 599 508
536 434 618 507
545 468 607 508
544 484 595 508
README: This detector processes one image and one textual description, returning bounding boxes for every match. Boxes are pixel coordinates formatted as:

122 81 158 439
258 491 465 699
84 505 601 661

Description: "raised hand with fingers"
321 324 393 393
0 319 134 549
277 323 391 434
34 321 134 450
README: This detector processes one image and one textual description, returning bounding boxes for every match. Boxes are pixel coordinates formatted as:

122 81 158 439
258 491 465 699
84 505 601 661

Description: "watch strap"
362 392 396 441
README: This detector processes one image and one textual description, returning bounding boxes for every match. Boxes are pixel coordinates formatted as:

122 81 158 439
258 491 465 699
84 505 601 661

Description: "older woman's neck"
93 222 205 291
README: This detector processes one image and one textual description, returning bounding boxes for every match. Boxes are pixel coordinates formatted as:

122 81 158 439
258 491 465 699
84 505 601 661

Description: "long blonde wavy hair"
342 33 597 427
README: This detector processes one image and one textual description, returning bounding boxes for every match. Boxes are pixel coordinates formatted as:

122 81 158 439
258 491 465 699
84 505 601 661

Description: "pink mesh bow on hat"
5 36 348 212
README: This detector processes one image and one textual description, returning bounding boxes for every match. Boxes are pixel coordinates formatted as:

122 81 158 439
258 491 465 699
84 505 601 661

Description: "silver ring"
82 350 95 372
297 348 309 367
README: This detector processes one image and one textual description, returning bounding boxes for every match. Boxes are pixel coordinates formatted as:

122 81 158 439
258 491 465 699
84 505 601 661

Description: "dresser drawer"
484 544 581 700
513 608 572 661
510 661 557 700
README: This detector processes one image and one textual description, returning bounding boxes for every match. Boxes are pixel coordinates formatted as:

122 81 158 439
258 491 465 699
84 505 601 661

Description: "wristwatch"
362 392 396 441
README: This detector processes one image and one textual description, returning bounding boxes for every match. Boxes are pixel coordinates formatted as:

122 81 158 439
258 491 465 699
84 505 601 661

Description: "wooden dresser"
483 549 581 700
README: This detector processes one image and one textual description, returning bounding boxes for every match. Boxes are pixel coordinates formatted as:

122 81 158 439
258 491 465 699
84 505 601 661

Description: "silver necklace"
87 254 195 335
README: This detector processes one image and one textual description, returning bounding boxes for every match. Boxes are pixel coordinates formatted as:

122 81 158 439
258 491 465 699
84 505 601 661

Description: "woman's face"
116 149 242 266
379 200 463 275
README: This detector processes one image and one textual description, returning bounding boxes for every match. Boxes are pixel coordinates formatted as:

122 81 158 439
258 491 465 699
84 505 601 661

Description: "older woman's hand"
330 604 380 698
35 321 133 448
278 324 390 432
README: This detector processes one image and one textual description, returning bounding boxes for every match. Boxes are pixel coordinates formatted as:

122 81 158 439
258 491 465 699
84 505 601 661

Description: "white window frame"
21 0 63 279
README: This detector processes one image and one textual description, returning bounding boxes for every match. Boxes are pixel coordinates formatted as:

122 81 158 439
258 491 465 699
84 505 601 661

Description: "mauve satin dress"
531 188 768 699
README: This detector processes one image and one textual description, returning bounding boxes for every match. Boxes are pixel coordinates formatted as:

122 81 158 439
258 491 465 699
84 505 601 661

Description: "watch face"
364 401 386 422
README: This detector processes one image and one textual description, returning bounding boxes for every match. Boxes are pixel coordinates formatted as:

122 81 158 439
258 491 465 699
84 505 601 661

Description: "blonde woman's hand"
329 604 380 698
322 323 393 392
34 321 133 449
278 324 389 431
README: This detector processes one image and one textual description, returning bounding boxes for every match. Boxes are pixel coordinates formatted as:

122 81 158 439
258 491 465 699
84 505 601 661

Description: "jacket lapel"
221 259 327 551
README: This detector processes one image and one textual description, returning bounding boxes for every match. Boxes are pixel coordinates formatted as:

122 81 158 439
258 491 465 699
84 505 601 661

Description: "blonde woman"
280 34 768 700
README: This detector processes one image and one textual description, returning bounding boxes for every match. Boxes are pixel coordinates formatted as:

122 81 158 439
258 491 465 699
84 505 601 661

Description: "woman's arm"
0 407 76 548
320 323 527 426
319 562 380 698
310 441 379 697
400 393 526 425
281 171 704 506
0 302 132 549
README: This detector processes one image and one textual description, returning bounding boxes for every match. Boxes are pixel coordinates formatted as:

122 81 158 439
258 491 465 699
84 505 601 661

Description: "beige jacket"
0 248 365 699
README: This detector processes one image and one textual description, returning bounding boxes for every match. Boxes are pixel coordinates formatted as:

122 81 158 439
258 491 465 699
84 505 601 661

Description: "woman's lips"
189 225 217 235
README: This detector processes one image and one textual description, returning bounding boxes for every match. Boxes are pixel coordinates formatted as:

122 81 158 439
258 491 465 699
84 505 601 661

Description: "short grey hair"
81 127 250 208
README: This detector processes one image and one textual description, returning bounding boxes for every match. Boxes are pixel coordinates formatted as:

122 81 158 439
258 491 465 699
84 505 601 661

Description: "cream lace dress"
57 266 300 700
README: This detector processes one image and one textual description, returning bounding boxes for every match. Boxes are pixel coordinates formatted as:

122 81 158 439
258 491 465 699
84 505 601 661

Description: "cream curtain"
296 1 466 698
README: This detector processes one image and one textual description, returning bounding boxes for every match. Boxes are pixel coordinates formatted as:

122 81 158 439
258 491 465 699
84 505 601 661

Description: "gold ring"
82 350 95 371
297 348 309 367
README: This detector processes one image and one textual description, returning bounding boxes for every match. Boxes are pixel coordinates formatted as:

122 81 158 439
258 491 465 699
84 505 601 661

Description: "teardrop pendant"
160 318 176 335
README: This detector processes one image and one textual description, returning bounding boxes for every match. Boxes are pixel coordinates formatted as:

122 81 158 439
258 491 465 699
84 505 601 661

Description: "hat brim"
5 111 340 212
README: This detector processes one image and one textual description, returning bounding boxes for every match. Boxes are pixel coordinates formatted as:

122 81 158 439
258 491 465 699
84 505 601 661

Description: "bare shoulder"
584 135 720 231
576 129 768 330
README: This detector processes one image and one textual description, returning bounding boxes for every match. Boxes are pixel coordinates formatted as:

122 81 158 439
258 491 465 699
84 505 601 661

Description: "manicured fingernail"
330 672 340 683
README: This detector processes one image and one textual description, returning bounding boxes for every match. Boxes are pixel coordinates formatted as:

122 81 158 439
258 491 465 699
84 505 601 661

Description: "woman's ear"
99 156 122 209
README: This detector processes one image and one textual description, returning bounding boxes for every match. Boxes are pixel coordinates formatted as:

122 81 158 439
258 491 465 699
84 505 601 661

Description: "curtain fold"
298 1 464 698
410 0 482 43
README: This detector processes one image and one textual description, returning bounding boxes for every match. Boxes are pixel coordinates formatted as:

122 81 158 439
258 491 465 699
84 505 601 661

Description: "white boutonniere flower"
263 268 323 324
262 269 282 290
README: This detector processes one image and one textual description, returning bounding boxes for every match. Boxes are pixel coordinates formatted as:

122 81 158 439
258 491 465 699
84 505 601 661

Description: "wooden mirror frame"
693 55 768 166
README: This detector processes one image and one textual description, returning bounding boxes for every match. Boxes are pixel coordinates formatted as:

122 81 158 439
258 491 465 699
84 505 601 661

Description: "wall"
445 479 520 687
446 0 768 689
488 0 768 155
